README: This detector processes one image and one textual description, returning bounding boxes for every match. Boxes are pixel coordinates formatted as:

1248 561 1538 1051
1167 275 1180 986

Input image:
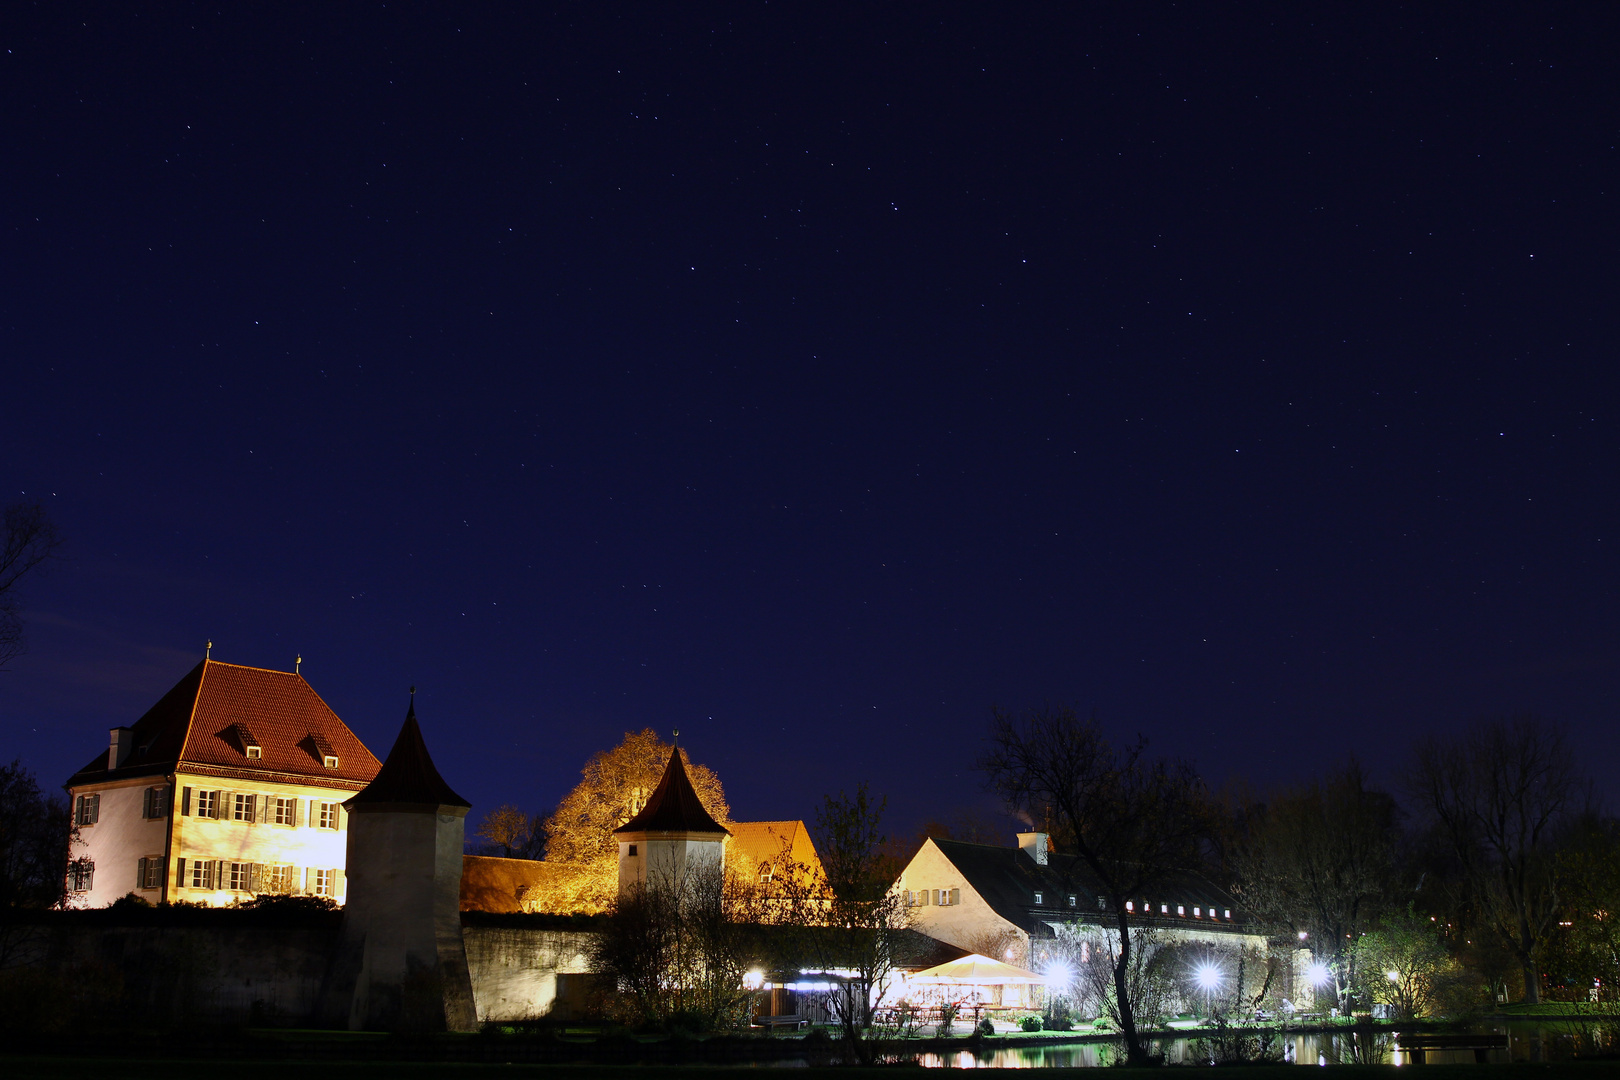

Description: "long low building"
63 656 382 907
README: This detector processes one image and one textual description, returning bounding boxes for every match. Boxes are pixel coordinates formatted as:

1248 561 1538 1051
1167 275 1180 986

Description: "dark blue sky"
4 4 1618 834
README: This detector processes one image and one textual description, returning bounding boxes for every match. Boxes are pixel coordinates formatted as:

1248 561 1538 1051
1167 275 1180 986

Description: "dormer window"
760 863 775 883
1177 905 1186 916
323 755 339 768
245 745 262 759
1126 900 1134 912
1224 908 1232 919
1068 894 1077 907
1194 906 1202 917
1033 891 1043 905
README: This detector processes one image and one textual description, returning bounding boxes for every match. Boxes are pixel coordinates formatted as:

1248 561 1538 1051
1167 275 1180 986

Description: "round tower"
612 746 729 901
326 693 478 1031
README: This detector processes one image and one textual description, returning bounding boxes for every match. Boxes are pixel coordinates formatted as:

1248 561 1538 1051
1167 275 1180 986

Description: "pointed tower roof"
614 748 729 836
347 696 470 810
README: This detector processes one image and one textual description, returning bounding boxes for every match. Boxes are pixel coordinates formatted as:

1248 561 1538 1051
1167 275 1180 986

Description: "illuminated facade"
613 748 729 899
62 658 382 908
894 832 1266 967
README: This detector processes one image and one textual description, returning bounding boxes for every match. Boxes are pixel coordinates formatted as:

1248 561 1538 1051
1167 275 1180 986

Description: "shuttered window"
142 786 170 819
136 856 164 890
73 793 100 826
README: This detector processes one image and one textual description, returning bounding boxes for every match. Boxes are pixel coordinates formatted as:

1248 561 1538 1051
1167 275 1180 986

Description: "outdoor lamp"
1195 964 1223 991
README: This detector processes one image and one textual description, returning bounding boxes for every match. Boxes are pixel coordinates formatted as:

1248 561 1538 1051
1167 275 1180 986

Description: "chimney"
108 727 135 770
1017 831 1049 866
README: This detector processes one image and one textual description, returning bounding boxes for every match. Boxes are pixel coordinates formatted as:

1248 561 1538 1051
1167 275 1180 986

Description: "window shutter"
73 795 83 824
302 866 312 895
334 869 345 900
214 791 226 819
950 888 960 906
293 799 302 828
336 804 347 831
142 788 153 819
176 857 187 887
249 863 264 894
138 856 148 887
182 787 192 815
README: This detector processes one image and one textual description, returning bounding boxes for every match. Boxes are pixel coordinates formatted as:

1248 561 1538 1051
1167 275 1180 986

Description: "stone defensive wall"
0 905 607 1030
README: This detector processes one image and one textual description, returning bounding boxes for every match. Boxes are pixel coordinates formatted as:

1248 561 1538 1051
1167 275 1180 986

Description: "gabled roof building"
895 832 1265 968
63 657 382 908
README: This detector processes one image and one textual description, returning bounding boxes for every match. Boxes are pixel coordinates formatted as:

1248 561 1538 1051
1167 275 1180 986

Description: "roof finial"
672 727 680 747
206 639 212 659
406 685 417 719
295 654 302 674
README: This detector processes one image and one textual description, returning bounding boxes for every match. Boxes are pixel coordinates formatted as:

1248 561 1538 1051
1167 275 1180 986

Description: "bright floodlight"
1306 962 1331 986
1386 970 1401 983
1044 961 1076 992
1195 964 1223 991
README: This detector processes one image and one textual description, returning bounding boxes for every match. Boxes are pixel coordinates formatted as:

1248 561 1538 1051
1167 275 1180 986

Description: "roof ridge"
197 659 299 676
172 659 211 765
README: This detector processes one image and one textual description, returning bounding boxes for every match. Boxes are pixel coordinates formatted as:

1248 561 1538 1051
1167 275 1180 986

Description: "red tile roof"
613 749 729 836
66 659 382 790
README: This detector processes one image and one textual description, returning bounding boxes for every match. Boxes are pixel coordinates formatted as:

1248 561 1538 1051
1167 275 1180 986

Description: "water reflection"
898 1020 1614 1068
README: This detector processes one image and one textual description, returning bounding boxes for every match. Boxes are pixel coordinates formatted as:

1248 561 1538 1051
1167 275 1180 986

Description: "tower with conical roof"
325 693 478 1031
612 746 730 901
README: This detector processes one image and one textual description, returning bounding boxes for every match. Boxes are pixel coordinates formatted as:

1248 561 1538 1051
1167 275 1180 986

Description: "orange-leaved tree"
539 729 731 912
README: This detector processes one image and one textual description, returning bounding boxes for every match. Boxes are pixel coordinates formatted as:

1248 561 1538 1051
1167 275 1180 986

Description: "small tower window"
1224 908 1232 919
323 754 339 768
627 844 637 856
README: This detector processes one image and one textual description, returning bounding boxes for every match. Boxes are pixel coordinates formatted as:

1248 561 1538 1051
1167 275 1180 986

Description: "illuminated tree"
0 501 64 671
1353 905 1459 1019
541 729 730 912
980 704 1212 1068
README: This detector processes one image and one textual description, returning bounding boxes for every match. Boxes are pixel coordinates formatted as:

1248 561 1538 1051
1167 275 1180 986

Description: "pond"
893 1021 1617 1068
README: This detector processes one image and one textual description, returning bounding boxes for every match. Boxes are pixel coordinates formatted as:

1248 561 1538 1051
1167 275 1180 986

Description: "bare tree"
1230 760 1400 1014
775 783 911 1064
475 803 537 858
0 502 65 671
980 705 1212 1067
1409 714 1587 1004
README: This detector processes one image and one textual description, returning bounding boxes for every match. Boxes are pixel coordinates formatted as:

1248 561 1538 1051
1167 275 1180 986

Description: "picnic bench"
1395 1032 1509 1064
751 1013 809 1031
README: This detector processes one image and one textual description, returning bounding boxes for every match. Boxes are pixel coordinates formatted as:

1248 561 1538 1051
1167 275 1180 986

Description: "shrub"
1020 1014 1043 1032
976 1017 995 1036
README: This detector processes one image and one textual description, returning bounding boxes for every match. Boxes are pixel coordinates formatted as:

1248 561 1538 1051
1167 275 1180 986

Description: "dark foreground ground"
10 1061 1620 1080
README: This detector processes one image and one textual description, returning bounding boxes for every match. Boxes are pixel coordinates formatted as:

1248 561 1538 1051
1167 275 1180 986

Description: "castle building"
612 747 729 899
62 657 381 908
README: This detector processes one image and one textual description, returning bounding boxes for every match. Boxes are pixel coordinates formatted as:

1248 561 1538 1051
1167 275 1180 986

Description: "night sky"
5 5 1619 835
